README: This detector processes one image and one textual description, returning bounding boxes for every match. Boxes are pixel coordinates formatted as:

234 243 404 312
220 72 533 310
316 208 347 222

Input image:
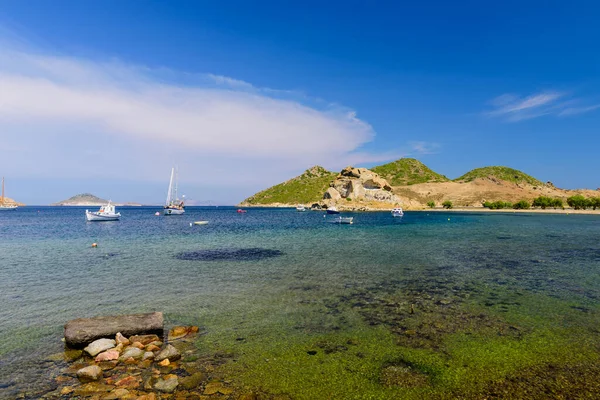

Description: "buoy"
154 212 160 216
448 218 450 221
189 222 192 227
91 243 98 248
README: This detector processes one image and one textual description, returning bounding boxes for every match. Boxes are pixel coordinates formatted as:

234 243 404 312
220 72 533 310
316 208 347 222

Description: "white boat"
85 201 121 221
332 216 353 224
164 167 185 215
391 207 404 217
296 205 306 212
0 177 18 211
326 206 340 214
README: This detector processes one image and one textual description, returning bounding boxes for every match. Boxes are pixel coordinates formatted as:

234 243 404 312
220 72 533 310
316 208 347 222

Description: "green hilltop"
455 166 544 186
371 158 449 186
242 166 337 205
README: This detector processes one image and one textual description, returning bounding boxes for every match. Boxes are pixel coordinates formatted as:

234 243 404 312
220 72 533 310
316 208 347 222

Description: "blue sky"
1 1 599 204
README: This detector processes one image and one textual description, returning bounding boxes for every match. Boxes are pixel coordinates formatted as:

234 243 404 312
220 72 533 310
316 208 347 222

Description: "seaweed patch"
175 248 284 261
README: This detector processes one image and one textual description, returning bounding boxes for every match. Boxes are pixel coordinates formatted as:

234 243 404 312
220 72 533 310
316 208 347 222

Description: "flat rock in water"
129 334 160 345
154 375 179 393
84 338 116 357
76 365 103 382
119 347 144 360
155 344 181 362
64 312 163 347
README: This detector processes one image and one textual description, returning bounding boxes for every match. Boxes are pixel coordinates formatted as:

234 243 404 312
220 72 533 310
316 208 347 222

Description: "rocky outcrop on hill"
322 167 400 208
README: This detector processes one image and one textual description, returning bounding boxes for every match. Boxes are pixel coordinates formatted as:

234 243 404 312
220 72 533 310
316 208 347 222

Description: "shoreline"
239 203 600 215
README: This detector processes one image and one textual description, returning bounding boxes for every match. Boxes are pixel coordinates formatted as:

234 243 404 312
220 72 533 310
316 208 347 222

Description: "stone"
323 187 341 200
128 334 160 346
115 375 141 389
131 341 145 349
204 382 223 395
124 357 137 365
77 365 103 382
146 344 160 352
155 344 181 362
158 359 170 366
95 350 120 362
64 349 84 361
84 338 116 356
97 361 118 371
73 382 114 397
142 351 155 361
179 372 205 390
64 312 163 347
101 388 129 399
154 375 179 393
115 332 130 345
136 394 157 400
60 386 74 395
119 347 144 360
169 326 189 339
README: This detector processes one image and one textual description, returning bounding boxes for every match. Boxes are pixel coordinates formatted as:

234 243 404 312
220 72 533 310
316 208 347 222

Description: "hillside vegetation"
371 158 449 185
455 166 544 186
242 166 336 205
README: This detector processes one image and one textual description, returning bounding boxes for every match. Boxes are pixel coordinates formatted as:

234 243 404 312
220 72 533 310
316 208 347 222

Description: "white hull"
0 205 17 211
86 211 120 221
164 208 185 215
391 208 404 217
332 216 353 224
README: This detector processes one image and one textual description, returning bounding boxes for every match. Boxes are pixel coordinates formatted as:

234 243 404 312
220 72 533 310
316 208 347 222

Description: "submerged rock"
155 344 181 362
129 334 160 345
119 347 144 360
154 374 179 393
95 349 119 362
175 248 284 261
76 365 103 382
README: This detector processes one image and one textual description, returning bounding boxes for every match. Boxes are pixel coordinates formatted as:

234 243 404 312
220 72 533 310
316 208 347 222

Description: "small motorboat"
391 207 404 217
86 201 121 221
193 221 209 225
237 209 247 213
296 205 306 212
326 206 340 214
332 216 353 224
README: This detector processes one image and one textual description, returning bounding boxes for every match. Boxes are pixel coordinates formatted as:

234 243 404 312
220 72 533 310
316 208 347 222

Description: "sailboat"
0 177 18 211
164 167 185 215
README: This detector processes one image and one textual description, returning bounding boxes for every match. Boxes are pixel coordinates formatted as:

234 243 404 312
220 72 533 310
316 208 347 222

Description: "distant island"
52 193 142 206
240 158 600 211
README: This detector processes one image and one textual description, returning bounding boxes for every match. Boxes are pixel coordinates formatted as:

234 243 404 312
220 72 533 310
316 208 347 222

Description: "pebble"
76 365 103 382
155 344 181 362
84 338 116 357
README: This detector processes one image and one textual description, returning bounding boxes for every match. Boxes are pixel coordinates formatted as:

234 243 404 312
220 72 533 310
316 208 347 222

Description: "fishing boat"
0 177 17 211
85 201 121 221
391 207 404 217
164 167 185 215
332 216 353 224
296 205 306 212
326 206 340 214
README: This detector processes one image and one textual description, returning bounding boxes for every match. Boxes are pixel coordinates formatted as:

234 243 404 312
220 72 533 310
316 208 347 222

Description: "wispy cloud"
485 91 600 122
0 43 409 202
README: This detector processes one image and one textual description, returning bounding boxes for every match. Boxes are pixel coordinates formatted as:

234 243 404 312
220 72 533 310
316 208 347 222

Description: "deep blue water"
1 206 600 398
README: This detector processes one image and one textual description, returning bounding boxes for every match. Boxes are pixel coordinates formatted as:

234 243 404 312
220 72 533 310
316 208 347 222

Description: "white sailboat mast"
174 167 179 202
166 168 175 205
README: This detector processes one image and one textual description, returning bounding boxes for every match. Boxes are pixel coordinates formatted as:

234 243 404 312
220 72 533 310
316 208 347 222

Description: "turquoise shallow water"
1 207 600 398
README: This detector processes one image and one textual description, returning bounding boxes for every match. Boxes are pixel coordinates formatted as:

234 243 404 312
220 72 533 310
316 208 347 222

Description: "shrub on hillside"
513 200 530 209
427 201 435 208
567 195 588 210
442 200 453 209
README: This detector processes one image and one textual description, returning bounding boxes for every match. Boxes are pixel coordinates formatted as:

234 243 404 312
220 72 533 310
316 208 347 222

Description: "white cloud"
485 91 600 122
0 45 408 202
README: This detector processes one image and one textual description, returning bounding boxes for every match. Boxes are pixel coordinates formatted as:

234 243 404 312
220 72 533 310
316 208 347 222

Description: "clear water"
1 207 600 398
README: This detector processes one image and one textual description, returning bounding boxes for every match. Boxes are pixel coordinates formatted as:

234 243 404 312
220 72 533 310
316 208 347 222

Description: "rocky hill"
241 166 337 206
455 166 543 186
241 159 599 210
52 193 141 206
372 158 449 185
0 197 25 206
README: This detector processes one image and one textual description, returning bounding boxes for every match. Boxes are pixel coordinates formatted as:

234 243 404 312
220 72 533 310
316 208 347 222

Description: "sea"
1 206 600 399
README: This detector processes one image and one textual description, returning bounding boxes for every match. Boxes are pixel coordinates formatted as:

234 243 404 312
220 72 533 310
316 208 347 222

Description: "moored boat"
391 207 404 217
326 206 340 214
0 177 18 211
0 177 17 211
164 167 185 215
332 216 353 224
85 201 120 221
296 205 306 212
